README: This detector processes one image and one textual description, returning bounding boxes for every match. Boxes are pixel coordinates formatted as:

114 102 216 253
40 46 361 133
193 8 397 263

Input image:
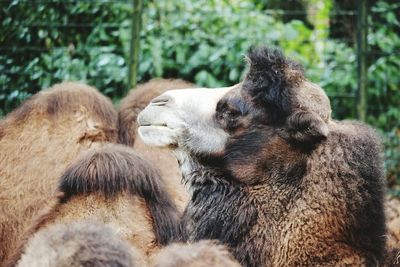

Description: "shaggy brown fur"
58 143 180 245
386 196 400 249
0 82 118 265
180 121 386 266
6 144 180 266
180 49 387 266
138 47 389 266
17 221 144 267
118 78 194 211
153 240 241 267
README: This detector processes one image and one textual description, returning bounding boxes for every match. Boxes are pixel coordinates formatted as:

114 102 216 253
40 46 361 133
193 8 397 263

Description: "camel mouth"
138 125 171 132
137 101 185 148
139 123 169 128
138 124 181 148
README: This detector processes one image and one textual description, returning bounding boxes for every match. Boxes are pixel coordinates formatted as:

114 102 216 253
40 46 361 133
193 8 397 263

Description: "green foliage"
0 0 399 190
139 0 361 121
0 0 131 113
367 1 400 130
367 1 400 192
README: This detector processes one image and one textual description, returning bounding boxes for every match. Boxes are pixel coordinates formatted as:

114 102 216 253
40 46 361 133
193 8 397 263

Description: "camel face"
138 51 331 165
138 86 234 154
138 48 333 187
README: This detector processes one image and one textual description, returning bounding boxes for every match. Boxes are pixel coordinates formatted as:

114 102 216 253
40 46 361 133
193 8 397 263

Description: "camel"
0 82 118 265
138 47 393 266
7 144 180 266
118 78 195 211
1 72 398 266
17 221 144 267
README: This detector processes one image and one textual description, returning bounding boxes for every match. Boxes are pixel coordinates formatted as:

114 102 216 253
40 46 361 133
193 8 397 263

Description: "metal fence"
0 0 397 122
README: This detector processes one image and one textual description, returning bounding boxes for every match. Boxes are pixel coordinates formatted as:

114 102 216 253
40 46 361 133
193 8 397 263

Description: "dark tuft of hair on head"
243 46 305 123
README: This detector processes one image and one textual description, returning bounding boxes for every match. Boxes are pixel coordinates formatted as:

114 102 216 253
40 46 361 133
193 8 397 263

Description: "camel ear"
286 111 329 143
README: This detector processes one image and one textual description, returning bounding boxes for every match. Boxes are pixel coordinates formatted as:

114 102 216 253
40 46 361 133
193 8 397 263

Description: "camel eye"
215 99 248 132
216 101 239 120
223 109 240 119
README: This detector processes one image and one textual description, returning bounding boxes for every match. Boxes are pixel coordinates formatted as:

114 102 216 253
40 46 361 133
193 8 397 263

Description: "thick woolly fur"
0 82 118 265
17 221 144 267
383 198 399 267
139 47 389 266
1 60 397 267
7 144 180 266
153 240 241 267
118 78 195 211
386 196 400 250
186 49 386 266
58 143 180 246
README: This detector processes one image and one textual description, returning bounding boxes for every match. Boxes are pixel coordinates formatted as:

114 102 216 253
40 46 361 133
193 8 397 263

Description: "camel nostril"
150 95 173 106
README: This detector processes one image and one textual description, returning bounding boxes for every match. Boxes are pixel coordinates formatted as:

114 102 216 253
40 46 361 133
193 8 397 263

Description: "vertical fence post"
127 0 143 95
356 0 368 121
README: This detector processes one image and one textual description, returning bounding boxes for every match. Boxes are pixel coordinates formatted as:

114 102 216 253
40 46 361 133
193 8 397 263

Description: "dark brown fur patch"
177 47 387 266
118 78 194 146
243 47 304 123
58 144 180 245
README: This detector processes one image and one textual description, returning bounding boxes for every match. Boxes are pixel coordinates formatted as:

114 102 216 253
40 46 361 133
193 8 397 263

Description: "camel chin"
138 125 182 147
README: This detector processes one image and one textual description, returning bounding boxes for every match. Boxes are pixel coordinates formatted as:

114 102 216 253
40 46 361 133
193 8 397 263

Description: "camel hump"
1 81 118 143
58 143 181 245
0 82 119 265
17 221 142 267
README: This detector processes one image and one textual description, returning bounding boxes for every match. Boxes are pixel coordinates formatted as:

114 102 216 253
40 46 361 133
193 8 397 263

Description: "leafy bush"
0 0 132 114
367 1 400 130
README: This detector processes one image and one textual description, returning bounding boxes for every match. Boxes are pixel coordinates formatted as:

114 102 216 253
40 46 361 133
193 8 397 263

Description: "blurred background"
0 0 399 193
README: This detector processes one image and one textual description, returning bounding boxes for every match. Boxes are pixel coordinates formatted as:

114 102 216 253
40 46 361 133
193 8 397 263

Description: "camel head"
138 47 332 184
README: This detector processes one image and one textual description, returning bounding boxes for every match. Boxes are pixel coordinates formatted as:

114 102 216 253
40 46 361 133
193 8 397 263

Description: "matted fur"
17 221 144 267
180 48 386 266
58 143 180 245
153 240 241 267
139 47 390 266
118 78 194 211
5 144 180 266
0 82 118 265
386 196 400 249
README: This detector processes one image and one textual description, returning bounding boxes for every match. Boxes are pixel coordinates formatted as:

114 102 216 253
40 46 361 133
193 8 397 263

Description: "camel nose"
150 95 173 106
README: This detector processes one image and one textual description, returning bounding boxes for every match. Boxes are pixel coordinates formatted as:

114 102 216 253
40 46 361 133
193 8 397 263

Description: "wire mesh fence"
0 0 399 190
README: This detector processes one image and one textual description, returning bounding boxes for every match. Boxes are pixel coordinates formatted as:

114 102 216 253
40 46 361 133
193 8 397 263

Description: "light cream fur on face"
138 86 234 149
